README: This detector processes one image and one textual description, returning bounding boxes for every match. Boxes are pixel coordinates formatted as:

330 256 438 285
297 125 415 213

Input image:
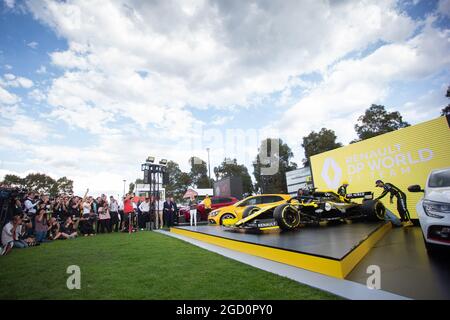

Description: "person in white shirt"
24 192 38 211
188 195 198 227
109 196 120 232
82 199 91 215
1 216 27 256
119 197 125 231
24 193 39 224
138 198 150 230
155 196 165 229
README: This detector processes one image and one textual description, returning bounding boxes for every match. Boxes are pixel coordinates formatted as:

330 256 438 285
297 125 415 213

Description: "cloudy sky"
0 0 449 196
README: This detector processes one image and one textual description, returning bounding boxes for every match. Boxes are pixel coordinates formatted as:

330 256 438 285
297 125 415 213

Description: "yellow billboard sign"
310 116 450 219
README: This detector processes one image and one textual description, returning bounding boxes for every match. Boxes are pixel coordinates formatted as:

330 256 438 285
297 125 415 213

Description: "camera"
0 187 28 201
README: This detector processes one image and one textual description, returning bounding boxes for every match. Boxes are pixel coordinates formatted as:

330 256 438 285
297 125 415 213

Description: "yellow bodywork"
231 189 351 228
208 194 292 225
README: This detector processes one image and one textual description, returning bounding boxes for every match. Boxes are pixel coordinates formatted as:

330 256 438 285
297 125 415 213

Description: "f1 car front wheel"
242 205 260 219
274 204 301 231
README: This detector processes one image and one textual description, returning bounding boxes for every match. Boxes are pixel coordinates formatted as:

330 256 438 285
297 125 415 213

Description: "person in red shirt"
123 194 134 233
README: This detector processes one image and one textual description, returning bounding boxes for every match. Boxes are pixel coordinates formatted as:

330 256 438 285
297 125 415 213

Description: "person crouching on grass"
79 211 95 236
60 217 78 239
1 215 28 256
48 217 62 240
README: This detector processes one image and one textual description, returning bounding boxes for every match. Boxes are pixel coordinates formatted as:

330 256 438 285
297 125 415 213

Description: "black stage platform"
347 226 450 300
173 222 385 260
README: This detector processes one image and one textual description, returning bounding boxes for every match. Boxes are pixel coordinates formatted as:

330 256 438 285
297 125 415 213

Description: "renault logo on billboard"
321 157 342 189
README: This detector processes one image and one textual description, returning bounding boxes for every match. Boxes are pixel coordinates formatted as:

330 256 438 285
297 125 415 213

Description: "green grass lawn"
0 231 338 300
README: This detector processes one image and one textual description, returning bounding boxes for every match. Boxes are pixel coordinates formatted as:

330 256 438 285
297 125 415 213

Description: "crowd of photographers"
1 189 179 256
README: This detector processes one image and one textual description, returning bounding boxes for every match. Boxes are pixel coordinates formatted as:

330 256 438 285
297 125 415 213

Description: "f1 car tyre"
242 205 260 219
220 213 235 225
274 203 301 231
361 200 386 221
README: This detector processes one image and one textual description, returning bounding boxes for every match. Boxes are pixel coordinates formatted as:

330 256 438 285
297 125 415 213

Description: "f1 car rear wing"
345 192 374 200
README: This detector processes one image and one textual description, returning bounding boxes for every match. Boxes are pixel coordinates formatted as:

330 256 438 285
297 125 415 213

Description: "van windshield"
429 170 450 188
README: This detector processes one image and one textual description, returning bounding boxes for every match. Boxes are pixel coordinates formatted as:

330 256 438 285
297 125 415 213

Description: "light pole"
141 157 169 229
206 147 211 187
123 179 126 196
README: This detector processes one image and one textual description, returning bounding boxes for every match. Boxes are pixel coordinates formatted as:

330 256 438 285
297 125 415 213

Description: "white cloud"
0 105 50 141
26 41 38 49
28 88 46 102
438 0 450 17
4 73 15 81
2 73 34 88
211 115 234 126
402 86 449 123
3 0 15 9
0 85 20 104
4 64 12 70
273 16 450 163
26 0 418 119
3 0 444 195
36 65 46 74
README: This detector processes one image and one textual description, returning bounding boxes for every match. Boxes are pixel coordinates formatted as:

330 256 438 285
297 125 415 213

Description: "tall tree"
301 128 342 166
1 173 74 197
1 174 26 188
23 173 57 194
55 177 74 195
441 85 450 116
189 157 213 188
253 138 297 194
354 104 410 141
129 182 135 194
164 160 192 202
214 158 254 195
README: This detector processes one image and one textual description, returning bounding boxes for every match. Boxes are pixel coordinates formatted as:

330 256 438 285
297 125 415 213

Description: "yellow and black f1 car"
223 189 386 232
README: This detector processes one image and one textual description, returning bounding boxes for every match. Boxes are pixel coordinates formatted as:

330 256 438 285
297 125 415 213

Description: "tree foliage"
253 138 297 194
164 160 192 202
214 158 254 195
354 104 410 141
1 173 74 196
441 86 450 116
129 182 135 194
301 128 342 166
1 174 26 188
189 157 213 189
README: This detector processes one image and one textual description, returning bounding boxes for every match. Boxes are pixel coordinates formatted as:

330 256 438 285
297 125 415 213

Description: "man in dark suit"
163 196 171 228
169 196 178 226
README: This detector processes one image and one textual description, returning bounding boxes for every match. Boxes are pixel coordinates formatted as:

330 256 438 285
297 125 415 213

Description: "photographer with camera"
34 208 49 243
24 192 39 229
48 217 62 240
60 216 78 239
53 196 68 222
98 202 111 233
1 215 28 256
